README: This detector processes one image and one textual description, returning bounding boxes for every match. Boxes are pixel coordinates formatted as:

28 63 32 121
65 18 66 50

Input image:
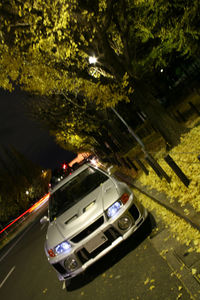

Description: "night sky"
0 88 76 170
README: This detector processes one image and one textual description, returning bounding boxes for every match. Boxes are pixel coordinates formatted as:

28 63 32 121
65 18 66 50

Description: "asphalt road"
0 216 191 300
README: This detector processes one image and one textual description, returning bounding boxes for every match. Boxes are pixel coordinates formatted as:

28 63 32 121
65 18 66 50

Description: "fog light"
118 216 132 230
64 257 78 271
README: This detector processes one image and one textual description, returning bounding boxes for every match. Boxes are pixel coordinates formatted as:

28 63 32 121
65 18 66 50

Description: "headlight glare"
55 241 71 254
106 201 122 218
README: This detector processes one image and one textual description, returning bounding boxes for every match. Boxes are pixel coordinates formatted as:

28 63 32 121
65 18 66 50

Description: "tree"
27 93 102 153
27 93 125 154
0 147 50 223
1 0 200 146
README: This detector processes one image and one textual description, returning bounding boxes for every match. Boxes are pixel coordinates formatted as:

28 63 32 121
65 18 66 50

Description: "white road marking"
0 266 15 289
0 221 35 263
62 281 66 290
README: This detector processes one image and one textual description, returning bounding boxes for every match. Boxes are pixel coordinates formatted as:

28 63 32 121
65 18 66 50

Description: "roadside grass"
125 121 200 253
117 91 200 253
137 124 200 211
134 190 200 254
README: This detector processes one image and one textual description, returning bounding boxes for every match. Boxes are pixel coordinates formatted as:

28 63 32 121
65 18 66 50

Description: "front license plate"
85 233 108 253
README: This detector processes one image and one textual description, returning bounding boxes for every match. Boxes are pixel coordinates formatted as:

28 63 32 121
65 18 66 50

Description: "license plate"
85 233 108 253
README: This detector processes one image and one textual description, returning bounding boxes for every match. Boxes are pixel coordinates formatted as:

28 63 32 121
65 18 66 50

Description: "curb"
114 171 200 232
114 171 200 299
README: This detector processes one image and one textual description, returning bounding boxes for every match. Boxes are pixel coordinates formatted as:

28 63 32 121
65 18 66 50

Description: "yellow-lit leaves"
144 277 156 292
134 188 200 253
135 125 200 251
192 268 197 275
122 72 130 88
99 0 107 12
140 125 200 212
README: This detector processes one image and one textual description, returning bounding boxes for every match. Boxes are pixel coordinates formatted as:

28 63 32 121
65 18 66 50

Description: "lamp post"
88 56 146 150
88 55 170 182
111 107 170 182
111 107 145 151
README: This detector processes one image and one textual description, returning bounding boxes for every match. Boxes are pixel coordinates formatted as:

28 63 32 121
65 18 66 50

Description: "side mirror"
107 165 114 175
40 215 49 224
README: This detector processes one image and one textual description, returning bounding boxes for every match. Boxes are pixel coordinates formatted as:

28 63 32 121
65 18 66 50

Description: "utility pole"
111 107 145 151
111 107 171 183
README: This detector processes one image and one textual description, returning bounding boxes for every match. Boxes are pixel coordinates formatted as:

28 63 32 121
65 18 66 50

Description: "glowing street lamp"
89 56 97 64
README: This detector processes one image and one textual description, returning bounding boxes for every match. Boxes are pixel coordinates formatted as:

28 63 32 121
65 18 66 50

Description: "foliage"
135 190 200 254
1 0 200 148
0 147 50 222
0 0 199 92
0 0 131 105
27 93 103 152
112 124 200 254
139 124 200 212
133 123 200 252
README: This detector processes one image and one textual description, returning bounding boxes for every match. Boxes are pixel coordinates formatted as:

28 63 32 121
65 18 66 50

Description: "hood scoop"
83 200 96 213
65 214 78 225
64 200 96 225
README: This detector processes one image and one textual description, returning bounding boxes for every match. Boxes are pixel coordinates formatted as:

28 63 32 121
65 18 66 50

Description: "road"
0 215 192 300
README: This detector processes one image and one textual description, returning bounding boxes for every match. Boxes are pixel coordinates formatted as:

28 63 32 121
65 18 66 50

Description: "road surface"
0 215 191 300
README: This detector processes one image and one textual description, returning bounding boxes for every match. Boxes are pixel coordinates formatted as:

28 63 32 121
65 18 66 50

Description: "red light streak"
28 193 49 213
0 193 50 235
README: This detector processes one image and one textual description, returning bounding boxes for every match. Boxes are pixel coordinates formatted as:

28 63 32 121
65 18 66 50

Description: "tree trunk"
130 81 187 147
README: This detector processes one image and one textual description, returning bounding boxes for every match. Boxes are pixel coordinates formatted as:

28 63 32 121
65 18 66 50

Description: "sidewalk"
114 171 200 231
114 170 200 300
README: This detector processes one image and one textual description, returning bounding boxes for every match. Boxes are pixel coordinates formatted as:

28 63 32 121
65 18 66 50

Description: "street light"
111 107 171 182
89 56 97 64
87 53 170 182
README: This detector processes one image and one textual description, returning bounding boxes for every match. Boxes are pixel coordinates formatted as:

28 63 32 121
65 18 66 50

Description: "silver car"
41 163 148 282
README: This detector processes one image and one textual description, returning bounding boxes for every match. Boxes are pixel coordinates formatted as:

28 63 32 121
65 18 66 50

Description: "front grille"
71 216 104 243
76 227 121 264
104 226 121 241
129 204 139 221
52 262 66 274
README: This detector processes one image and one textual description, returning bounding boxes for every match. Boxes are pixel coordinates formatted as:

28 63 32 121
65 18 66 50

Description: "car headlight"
106 200 122 218
54 241 71 255
106 193 130 219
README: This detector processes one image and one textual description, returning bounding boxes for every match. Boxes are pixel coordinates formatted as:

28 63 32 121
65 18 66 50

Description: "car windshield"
49 166 108 222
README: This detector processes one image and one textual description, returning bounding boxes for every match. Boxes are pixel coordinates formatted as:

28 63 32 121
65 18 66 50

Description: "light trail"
28 193 49 213
0 193 50 235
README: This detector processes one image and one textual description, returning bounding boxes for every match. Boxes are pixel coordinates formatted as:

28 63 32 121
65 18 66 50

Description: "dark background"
0 88 76 170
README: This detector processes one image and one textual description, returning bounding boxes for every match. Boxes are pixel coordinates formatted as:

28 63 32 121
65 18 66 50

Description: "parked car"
41 163 148 282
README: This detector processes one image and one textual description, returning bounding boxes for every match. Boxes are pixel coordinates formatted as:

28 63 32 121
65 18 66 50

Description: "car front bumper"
48 200 148 281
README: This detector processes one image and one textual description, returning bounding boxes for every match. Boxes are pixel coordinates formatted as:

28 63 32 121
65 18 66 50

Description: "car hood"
46 178 120 248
